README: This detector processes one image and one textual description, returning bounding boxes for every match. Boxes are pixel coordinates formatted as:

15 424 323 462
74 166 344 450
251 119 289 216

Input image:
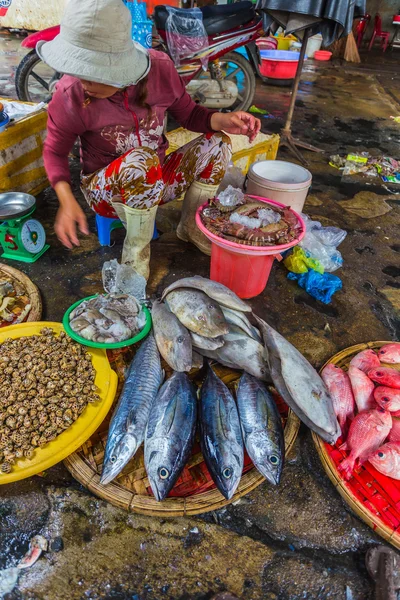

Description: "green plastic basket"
63 294 152 350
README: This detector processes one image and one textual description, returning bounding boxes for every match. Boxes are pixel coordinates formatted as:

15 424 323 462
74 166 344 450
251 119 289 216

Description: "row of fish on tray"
100 276 342 501
321 345 400 481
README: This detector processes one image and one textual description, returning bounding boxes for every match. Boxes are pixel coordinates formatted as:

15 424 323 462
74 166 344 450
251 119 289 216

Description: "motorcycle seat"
154 2 256 36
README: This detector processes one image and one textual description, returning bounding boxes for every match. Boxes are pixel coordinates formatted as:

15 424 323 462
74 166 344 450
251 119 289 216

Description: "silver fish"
190 331 225 351
196 325 270 382
152 300 192 372
144 372 197 501
161 276 251 312
200 364 244 499
165 289 228 338
236 373 284 485
221 306 261 342
255 315 340 444
100 333 164 485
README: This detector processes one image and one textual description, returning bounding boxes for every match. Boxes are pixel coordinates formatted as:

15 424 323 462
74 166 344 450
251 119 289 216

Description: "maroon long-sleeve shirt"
43 50 216 188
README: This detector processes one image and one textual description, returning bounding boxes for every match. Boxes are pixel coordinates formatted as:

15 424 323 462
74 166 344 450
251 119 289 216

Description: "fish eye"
376 371 383 377
159 467 169 480
378 452 384 458
110 456 117 464
222 467 232 479
177 336 184 343
382 397 389 403
197 315 206 322
207 304 215 309
269 455 279 465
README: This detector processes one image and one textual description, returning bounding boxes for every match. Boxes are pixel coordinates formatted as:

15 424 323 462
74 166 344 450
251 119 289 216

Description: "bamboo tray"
64 347 300 517
313 341 400 550
0 263 41 323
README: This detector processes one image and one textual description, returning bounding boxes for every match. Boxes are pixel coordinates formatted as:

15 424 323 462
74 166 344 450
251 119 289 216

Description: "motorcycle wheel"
15 49 60 103
195 51 256 113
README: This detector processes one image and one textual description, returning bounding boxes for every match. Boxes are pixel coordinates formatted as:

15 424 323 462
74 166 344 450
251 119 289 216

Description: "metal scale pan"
0 193 36 220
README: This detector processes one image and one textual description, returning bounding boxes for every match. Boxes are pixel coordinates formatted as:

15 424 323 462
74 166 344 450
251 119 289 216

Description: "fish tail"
339 455 356 480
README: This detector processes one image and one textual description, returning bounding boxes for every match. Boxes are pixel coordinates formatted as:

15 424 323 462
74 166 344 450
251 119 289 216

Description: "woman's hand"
210 111 261 143
54 182 89 249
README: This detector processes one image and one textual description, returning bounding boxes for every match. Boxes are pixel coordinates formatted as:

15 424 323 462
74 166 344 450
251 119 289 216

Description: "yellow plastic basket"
0 98 48 196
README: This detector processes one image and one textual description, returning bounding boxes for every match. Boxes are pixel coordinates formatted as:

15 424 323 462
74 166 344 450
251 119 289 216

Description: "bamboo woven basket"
65 347 300 516
0 263 41 323
313 341 400 550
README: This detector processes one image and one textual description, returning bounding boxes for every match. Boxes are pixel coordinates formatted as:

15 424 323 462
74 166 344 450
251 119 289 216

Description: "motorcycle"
15 1 264 112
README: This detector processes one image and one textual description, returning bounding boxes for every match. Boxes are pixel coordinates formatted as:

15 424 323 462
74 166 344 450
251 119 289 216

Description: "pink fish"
389 418 400 442
374 386 400 412
321 364 355 436
348 365 375 412
349 349 380 374
378 343 400 364
368 367 400 389
339 407 392 480
368 442 400 480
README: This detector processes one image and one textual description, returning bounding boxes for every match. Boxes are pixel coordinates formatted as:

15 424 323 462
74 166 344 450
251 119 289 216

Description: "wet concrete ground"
1 32 400 599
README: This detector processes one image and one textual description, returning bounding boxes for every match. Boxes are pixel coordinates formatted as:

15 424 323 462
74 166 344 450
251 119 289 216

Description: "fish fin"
163 395 178 435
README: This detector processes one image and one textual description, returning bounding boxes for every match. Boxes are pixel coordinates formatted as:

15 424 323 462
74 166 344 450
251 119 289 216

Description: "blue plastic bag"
288 270 342 304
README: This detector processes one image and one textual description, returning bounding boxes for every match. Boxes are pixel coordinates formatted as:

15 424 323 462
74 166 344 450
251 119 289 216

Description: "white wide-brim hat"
37 0 150 87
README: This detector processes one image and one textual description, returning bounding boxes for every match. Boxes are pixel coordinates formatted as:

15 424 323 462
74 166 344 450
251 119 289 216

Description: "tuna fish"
196 324 270 381
200 364 244 499
152 300 192 372
165 289 228 338
368 367 400 389
144 372 197 501
161 275 251 312
368 442 400 480
374 386 400 412
339 408 392 480
100 334 164 485
255 315 340 444
236 373 284 484
349 349 380 374
221 306 262 342
377 343 400 364
321 364 355 436
348 366 375 412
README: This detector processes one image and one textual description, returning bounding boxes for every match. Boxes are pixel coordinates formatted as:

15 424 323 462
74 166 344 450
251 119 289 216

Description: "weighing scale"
0 193 49 263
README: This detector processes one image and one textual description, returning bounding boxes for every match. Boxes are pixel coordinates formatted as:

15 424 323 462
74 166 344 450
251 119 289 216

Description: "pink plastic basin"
195 195 306 299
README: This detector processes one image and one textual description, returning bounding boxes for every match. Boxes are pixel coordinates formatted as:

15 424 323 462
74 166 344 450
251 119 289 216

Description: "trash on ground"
329 152 400 183
284 246 324 274
288 270 343 304
299 214 346 272
249 105 269 115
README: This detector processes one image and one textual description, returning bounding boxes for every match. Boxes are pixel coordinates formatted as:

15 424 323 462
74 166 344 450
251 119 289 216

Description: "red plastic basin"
314 50 332 61
196 195 305 299
260 58 298 79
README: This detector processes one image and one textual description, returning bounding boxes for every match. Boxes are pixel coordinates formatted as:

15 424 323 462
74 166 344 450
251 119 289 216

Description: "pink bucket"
195 195 306 299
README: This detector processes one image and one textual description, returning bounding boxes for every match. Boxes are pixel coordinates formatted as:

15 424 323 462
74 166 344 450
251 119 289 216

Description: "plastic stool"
95 213 159 246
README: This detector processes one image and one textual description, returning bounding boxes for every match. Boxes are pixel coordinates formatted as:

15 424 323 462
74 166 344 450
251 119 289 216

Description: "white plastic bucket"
246 160 312 213
306 34 323 58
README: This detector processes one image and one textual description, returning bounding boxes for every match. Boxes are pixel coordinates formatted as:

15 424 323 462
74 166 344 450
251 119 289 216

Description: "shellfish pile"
200 196 302 246
0 328 98 474
69 293 145 344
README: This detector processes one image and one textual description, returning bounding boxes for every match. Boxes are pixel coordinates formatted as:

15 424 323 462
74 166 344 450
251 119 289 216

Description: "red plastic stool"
368 14 390 51
355 14 371 48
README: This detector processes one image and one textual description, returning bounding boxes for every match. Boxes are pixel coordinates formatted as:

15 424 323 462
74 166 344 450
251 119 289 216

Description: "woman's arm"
165 61 261 141
44 82 89 248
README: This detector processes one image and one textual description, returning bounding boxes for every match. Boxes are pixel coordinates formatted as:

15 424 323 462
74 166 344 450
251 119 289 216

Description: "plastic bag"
102 259 146 301
165 7 209 70
217 185 245 207
284 247 324 274
288 270 342 304
217 161 245 193
299 214 346 272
